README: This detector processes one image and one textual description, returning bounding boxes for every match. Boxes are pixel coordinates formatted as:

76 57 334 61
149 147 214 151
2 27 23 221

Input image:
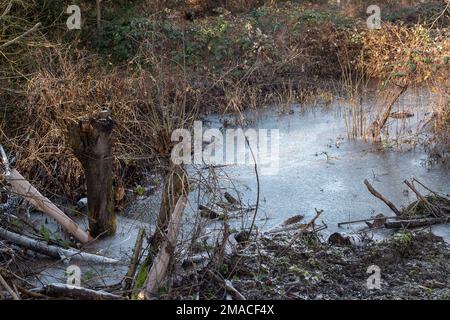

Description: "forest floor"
172 230 450 300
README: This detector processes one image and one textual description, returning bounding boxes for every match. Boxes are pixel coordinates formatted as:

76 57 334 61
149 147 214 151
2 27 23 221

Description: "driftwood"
364 179 401 216
122 228 145 292
5 169 91 243
0 227 119 264
144 196 187 299
68 110 115 237
385 217 448 229
35 283 123 300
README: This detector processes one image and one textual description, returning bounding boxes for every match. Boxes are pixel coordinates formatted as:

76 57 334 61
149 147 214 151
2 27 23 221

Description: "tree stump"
68 110 116 237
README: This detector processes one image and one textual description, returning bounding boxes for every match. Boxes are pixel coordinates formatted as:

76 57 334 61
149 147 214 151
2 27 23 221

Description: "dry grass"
0 0 448 199
1 46 199 199
337 21 449 148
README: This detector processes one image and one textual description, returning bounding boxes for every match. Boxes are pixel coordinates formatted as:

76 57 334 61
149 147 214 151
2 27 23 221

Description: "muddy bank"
172 230 449 300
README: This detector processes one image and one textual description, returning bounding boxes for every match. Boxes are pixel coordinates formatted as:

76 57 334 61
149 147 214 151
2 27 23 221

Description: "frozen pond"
193 102 449 240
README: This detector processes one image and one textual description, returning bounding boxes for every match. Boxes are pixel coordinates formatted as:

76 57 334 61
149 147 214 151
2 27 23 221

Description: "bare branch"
0 2 13 20
0 22 41 50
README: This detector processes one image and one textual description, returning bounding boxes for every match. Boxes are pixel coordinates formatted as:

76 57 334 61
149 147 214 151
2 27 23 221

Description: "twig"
338 216 398 227
368 85 408 141
0 272 19 300
0 22 41 49
0 2 12 20
277 209 324 256
16 285 48 299
245 137 259 239
385 217 447 229
364 179 401 216
0 144 9 175
96 0 102 29
412 178 446 197
404 180 441 218
122 228 145 292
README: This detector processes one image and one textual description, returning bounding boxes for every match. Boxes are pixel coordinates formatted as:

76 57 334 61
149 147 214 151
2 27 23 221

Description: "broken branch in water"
0 227 119 264
4 169 92 243
364 179 401 216
122 228 145 292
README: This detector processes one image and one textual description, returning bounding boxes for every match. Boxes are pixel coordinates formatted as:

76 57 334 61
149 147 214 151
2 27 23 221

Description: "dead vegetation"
170 229 449 300
1 0 448 198
0 0 449 300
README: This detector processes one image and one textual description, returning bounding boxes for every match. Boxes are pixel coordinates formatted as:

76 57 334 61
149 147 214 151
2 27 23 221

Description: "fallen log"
364 179 401 216
4 169 92 243
0 227 119 264
144 196 187 299
35 283 123 300
384 217 448 229
199 204 220 219
367 84 408 141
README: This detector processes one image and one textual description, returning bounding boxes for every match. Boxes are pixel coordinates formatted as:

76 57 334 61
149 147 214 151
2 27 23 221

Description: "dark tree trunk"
68 111 116 237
